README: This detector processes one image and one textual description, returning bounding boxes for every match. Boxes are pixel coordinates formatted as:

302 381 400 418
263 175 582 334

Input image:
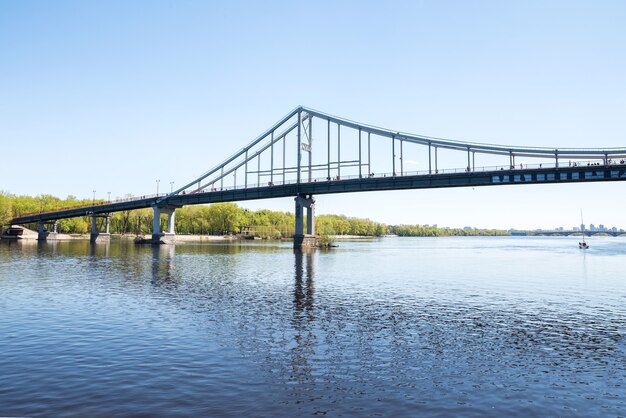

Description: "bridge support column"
165 209 175 234
90 214 111 243
152 206 161 242
37 221 59 241
37 222 46 240
294 194 316 249
151 205 177 244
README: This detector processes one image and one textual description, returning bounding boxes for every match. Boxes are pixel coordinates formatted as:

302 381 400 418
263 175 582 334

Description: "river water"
1 236 625 417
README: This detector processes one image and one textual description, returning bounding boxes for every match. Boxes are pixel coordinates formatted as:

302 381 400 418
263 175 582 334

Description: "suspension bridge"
9 106 626 247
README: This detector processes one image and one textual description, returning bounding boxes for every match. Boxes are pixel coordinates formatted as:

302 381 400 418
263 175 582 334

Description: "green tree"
317 221 336 247
0 192 13 229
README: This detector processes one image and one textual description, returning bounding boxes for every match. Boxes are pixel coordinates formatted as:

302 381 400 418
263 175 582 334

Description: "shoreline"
2 232 624 242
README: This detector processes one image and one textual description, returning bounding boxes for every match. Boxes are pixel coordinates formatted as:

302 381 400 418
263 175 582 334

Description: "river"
1 236 625 417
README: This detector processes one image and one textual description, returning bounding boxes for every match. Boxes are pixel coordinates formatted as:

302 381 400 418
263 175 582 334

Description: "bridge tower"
294 194 316 249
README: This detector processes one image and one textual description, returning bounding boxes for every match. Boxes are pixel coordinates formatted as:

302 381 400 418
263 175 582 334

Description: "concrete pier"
151 205 178 244
90 215 111 243
293 234 317 248
37 221 59 241
294 194 316 249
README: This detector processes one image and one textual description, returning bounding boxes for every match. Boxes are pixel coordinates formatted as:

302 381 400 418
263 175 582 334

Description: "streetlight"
92 190 96 205
170 181 174 193
156 179 160 196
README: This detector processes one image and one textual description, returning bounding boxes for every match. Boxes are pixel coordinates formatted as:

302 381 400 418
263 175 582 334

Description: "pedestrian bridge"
10 106 626 246
531 230 626 237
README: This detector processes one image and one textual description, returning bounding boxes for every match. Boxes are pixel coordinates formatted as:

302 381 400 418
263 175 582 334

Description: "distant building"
573 227 580 232
590 224 596 232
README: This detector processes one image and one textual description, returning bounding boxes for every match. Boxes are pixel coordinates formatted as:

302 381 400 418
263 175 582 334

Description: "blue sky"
2 1 625 229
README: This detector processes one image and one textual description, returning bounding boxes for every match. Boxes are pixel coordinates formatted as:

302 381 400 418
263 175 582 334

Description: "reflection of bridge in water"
10 106 626 248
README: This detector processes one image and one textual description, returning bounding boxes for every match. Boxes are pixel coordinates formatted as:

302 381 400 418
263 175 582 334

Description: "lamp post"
107 191 111 202
170 181 174 193
92 190 96 205
156 179 160 196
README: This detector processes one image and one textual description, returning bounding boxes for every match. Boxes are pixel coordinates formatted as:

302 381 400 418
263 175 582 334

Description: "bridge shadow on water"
146 241 322 395
151 244 175 283
291 249 316 385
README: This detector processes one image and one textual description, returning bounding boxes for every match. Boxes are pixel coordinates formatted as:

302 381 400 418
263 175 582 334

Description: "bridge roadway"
12 164 626 225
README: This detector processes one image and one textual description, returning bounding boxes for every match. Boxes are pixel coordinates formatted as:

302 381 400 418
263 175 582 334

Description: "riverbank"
331 234 382 240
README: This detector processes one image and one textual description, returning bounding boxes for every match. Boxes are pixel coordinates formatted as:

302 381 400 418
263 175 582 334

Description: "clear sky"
2 0 625 230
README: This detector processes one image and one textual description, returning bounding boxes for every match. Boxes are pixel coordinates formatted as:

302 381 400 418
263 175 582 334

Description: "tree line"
0 192 508 238
390 224 508 237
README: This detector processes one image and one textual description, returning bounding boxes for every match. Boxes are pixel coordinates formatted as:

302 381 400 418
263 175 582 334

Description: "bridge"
529 230 626 237
10 106 626 247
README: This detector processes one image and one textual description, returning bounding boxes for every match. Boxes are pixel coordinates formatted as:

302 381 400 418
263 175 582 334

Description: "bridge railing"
186 158 626 193
13 193 169 220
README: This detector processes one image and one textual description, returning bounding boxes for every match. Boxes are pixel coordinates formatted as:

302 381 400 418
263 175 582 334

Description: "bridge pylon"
294 193 316 249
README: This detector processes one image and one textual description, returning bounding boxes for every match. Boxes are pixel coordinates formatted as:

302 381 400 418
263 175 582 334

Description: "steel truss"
161 106 626 202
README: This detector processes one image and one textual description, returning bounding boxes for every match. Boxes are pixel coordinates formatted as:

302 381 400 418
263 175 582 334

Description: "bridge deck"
11 165 626 225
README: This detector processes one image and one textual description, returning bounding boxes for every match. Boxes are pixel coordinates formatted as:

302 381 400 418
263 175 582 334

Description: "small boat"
579 209 589 249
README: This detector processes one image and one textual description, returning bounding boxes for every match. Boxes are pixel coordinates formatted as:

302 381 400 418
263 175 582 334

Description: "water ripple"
0 237 625 416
